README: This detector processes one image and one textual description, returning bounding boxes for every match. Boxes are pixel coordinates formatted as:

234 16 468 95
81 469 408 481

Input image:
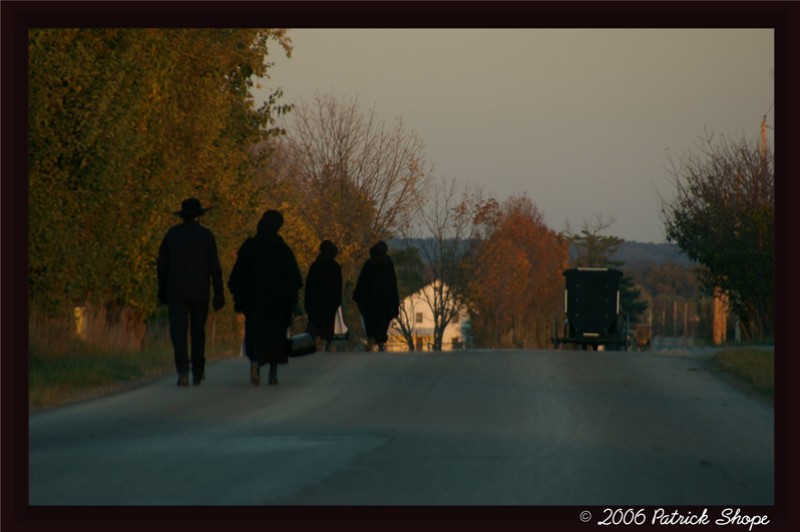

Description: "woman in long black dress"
304 240 343 352
228 210 302 385
352 241 400 352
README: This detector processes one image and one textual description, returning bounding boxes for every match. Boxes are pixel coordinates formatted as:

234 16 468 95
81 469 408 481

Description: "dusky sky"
254 28 774 243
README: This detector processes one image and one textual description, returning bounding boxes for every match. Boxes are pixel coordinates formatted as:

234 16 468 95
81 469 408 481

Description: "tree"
618 275 648 323
565 214 623 268
267 92 432 331
466 195 569 348
29 29 292 338
660 131 774 340
397 176 476 351
391 246 427 351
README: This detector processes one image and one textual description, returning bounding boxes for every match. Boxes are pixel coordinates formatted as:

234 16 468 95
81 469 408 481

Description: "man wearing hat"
158 198 226 386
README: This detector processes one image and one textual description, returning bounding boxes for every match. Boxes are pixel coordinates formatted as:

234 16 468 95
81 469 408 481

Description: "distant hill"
610 241 695 267
392 238 695 268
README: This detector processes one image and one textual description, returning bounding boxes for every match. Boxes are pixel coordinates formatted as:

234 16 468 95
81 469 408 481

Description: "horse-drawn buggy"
552 267 630 351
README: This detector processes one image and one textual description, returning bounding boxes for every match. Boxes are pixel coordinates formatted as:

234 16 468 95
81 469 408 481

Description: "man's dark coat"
157 220 224 303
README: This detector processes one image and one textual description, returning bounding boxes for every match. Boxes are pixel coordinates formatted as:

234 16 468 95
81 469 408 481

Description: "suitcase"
288 331 316 357
288 316 317 357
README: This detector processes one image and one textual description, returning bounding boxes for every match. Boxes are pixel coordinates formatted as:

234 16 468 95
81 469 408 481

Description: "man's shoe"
193 373 205 386
250 363 260 386
177 374 189 387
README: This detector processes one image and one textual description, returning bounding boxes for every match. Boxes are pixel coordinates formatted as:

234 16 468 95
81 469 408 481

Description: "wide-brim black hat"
174 197 211 217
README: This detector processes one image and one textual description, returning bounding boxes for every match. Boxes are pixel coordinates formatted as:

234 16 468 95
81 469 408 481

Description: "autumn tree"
29 29 292 342
466 196 569 348
660 131 774 340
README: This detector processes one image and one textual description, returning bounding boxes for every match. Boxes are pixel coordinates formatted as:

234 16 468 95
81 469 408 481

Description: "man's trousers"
168 300 209 378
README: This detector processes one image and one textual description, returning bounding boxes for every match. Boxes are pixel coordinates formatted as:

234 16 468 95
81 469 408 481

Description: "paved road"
29 348 773 506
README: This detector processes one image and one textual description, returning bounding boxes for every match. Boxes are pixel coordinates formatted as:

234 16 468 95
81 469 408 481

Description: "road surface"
29 348 773 506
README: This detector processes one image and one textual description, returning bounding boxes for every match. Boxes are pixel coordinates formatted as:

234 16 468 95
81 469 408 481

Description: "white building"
387 281 470 352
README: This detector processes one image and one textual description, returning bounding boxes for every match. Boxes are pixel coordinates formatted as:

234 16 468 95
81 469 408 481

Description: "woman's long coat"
228 232 302 366
304 254 343 341
353 244 400 344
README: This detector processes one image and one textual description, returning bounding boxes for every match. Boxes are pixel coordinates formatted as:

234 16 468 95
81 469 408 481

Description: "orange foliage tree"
466 196 569 348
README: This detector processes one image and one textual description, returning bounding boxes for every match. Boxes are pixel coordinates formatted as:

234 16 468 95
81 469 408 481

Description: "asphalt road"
28 348 773 506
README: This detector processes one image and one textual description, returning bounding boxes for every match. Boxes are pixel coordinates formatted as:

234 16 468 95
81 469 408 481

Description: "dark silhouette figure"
157 198 225 386
353 240 400 351
228 210 302 386
304 240 343 352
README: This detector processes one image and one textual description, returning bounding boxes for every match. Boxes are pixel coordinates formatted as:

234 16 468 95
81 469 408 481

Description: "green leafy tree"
618 275 648 322
660 131 773 340
29 29 292 340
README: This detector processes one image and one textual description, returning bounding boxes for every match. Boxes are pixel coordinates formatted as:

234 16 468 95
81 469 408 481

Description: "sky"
254 29 774 243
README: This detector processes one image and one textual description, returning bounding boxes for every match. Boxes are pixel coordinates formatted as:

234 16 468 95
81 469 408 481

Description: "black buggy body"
553 267 629 351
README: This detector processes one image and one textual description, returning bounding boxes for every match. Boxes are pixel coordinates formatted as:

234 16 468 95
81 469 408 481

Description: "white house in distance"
386 281 470 352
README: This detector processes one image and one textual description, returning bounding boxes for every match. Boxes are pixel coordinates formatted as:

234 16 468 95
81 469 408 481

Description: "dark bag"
288 316 317 357
288 332 316 357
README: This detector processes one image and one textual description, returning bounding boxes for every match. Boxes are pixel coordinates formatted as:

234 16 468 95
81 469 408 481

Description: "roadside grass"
29 344 239 411
709 346 774 402
28 312 240 411
30 346 170 410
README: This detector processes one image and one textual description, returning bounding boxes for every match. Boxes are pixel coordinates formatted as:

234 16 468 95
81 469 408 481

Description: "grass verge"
29 344 238 411
30 347 169 411
28 309 242 411
708 346 774 403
